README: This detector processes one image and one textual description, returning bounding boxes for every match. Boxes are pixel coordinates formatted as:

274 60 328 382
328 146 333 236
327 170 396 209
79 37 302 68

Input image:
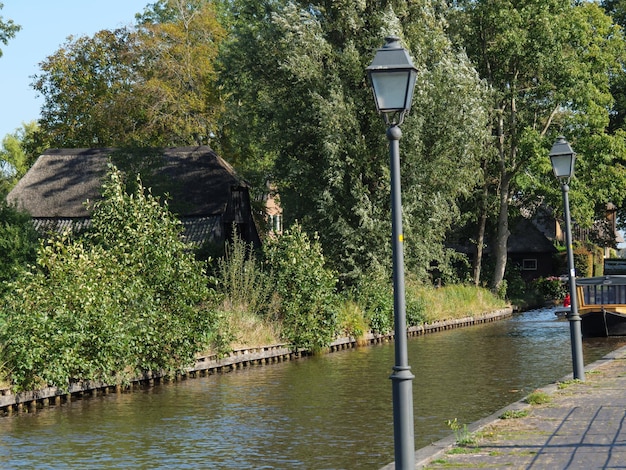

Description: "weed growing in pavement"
499 409 529 419
446 418 477 446
557 379 583 390
525 390 551 405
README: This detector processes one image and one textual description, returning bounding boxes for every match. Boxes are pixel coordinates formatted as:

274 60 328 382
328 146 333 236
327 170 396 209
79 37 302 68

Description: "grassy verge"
408 283 509 323
221 283 508 350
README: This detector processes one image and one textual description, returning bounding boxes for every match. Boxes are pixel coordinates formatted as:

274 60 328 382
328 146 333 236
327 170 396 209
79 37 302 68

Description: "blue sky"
1 1 149 141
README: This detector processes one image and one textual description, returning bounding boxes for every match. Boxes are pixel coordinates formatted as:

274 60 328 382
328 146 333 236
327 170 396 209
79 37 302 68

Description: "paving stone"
416 346 626 470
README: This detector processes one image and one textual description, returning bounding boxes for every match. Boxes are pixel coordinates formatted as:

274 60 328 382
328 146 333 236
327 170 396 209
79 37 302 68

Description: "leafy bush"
336 300 368 339
0 201 38 293
405 283 427 326
573 245 593 277
352 268 394 334
263 223 338 352
531 276 567 301
1 166 220 391
215 230 275 317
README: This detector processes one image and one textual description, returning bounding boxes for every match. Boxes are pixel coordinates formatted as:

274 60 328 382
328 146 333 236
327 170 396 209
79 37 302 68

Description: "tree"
0 3 20 58
31 0 225 148
133 0 227 145
32 28 141 147
447 0 626 292
0 121 45 194
218 0 489 285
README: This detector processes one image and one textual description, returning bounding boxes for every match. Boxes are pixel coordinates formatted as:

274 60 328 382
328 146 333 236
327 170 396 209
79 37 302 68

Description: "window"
522 259 537 271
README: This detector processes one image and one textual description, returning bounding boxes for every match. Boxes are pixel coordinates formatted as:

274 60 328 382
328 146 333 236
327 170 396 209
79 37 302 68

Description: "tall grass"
214 236 281 347
213 234 508 349
406 282 508 324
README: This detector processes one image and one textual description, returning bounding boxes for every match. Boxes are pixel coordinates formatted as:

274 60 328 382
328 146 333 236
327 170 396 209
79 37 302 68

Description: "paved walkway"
414 346 626 469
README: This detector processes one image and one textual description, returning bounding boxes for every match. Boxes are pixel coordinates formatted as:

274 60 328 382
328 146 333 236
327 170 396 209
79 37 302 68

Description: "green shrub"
1 166 220 391
263 223 338 352
0 201 38 293
573 245 593 277
215 230 275 317
406 293 427 326
353 268 394 334
336 300 368 339
531 277 567 301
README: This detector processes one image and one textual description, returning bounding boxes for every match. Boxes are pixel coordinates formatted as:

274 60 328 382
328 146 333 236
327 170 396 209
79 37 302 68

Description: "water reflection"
1 308 624 469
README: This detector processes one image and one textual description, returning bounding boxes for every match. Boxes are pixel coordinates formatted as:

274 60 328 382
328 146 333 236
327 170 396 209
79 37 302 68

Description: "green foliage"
573 245 594 278
219 0 488 286
215 230 276 318
0 166 219 391
263 223 338 352
557 379 583 390
0 122 44 193
32 1 225 148
0 201 38 293
405 289 427 326
531 277 567 302
525 390 551 405
499 409 528 419
446 418 477 447
352 268 394 334
0 3 20 58
336 300 368 339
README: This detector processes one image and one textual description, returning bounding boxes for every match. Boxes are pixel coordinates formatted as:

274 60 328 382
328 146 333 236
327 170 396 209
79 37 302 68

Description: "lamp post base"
391 365 415 469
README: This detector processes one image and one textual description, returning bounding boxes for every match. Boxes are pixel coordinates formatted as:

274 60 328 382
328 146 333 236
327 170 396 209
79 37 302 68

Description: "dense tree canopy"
31 0 225 148
218 0 489 285
447 0 626 290
8 0 626 294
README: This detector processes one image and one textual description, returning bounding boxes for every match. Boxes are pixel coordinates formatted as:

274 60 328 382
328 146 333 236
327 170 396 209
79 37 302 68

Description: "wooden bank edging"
0 307 512 415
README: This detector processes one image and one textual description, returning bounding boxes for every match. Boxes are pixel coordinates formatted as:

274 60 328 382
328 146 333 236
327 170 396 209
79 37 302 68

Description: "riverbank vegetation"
3 0 620 393
0 167 506 392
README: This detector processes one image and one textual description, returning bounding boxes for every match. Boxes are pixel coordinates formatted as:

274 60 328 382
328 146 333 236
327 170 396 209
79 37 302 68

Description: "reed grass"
407 283 508 323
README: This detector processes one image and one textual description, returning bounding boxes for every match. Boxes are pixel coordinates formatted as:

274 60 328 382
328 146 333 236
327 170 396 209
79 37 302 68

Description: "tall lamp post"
367 36 418 469
549 136 585 381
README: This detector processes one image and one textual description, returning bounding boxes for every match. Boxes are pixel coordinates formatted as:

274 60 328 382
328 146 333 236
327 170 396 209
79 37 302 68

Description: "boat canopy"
576 275 626 286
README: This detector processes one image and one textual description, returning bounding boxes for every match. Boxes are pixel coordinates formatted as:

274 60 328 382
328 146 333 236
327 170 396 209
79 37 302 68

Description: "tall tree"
31 0 225 148
134 0 226 145
0 2 20 58
218 0 490 285
447 0 626 291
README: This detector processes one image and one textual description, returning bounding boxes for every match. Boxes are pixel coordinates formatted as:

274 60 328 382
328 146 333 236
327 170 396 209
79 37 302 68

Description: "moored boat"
576 275 626 337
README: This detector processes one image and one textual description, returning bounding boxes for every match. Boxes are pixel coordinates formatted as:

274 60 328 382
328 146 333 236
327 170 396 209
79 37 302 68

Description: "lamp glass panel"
371 71 411 111
550 154 574 179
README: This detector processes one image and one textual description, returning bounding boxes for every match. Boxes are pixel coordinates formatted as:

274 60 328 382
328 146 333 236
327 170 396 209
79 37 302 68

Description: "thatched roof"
7 146 245 218
507 218 558 254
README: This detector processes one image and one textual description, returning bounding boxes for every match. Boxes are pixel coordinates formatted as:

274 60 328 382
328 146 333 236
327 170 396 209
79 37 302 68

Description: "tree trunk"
473 175 489 286
491 172 510 293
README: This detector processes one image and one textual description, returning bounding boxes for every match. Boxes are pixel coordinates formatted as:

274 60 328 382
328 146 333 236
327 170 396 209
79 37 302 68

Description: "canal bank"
0 307 513 415
397 344 626 469
3 306 625 469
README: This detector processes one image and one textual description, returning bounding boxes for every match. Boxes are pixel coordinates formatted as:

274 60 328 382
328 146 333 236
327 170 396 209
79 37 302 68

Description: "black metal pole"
388 124 415 469
561 182 585 381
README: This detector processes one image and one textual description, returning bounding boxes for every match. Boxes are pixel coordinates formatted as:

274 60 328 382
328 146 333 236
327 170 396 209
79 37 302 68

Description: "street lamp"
549 136 585 381
367 36 418 469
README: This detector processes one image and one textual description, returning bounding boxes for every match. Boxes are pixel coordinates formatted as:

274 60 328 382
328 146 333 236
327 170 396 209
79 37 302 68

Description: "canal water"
2 307 625 469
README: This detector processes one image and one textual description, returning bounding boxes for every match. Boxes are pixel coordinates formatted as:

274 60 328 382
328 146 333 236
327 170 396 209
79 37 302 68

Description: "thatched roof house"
6 146 261 248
